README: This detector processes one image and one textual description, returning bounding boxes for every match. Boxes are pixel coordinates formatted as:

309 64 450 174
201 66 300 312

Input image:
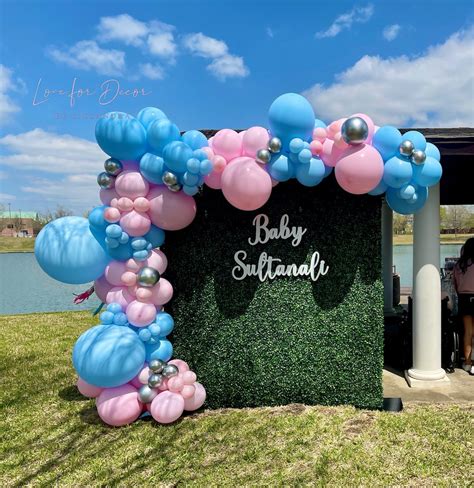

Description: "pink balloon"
148 186 196 231
106 286 134 308
335 144 384 194
120 210 151 237
334 132 350 150
183 382 206 411
126 300 157 327
136 287 153 302
169 359 189 372
221 157 272 211
77 377 103 398
96 384 142 426
144 249 168 275
104 207 121 223
320 139 345 168
149 278 173 306
115 170 149 199
212 129 242 161
121 271 137 286
204 169 224 190
94 275 113 302
99 188 118 206
138 366 151 385
182 371 197 385
212 155 227 173
117 197 134 212
150 391 185 424
180 385 196 399
309 140 323 156
168 376 184 393
242 126 269 158
313 127 327 142
351 113 375 143
327 118 346 140
105 261 127 286
134 197 150 213
202 146 214 159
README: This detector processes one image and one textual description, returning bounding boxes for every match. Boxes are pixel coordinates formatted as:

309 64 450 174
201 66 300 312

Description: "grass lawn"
1 311 473 486
0 236 35 253
393 233 472 245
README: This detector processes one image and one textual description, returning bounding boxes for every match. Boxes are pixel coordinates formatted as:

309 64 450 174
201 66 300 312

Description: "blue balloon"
295 158 325 187
402 130 426 152
314 119 326 129
145 225 165 248
183 171 200 186
425 142 441 161
368 179 388 196
140 153 165 184
88 206 108 231
383 156 413 188
183 184 199 196
147 119 181 155
73 324 145 387
156 312 174 336
163 141 193 173
386 186 428 215
95 112 147 161
372 126 402 161
268 154 295 181
323 164 333 178
146 338 173 362
268 93 315 149
35 217 110 284
289 138 305 154
412 157 442 187
399 183 417 200
107 302 123 314
137 107 167 130
182 130 208 150
106 224 122 239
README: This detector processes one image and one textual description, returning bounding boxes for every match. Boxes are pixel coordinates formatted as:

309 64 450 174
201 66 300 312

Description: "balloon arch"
35 93 442 426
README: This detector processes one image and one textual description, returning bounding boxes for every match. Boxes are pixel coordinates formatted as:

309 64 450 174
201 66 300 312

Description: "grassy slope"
0 236 35 253
1 311 472 487
393 233 472 245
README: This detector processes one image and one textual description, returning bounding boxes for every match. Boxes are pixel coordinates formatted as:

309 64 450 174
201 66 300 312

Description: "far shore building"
0 211 41 237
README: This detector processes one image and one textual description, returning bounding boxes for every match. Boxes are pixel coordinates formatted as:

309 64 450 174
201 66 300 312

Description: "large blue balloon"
372 126 402 161
73 324 145 387
147 118 181 155
182 130 208 150
268 154 295 181
163 140 193 173
95 112 147 161
35 217 110 284
140 153 165 184
412 157 442 187
268 93 315 149
386 186 428 215
137 107 167 130
383 156 413 188
425 142 441 161
145 225 165 248
295 158 325 187
88 206 108 231
402 130 426 152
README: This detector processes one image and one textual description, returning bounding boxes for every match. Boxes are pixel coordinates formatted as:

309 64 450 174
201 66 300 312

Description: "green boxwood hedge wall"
163 178 384 409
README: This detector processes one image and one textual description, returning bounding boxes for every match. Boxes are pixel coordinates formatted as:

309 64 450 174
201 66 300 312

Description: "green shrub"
164 178 383 409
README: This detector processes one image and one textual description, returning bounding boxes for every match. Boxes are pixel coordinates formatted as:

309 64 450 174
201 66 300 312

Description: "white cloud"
0 192 16 202
46 40 125 76
266 27 274 39
97 14 148 46
147 31 177 59
383 24 401 41
0 65 25 124
0 129 106 174
316 4 374 38
182 32 249 80
139 63 165 80
303 28 474 127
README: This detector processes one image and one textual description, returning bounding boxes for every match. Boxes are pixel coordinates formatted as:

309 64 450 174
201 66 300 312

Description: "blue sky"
1 0 473 212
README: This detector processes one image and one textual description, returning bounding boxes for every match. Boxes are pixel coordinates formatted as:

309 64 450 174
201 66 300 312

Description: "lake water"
0 245 464 315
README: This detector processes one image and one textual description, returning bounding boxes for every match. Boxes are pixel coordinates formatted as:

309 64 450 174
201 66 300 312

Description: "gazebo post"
382 199 394 313
407 183 449 386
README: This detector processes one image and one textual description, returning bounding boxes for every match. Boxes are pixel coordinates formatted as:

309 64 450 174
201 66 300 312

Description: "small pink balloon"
180 384 196 399
158 378 169 391
104 207 121 223
120 210 151 237
138 366 151 385
121 271 137 286
351 113 375 143
134 197 150 212
115 170 149 199
168 359 189 372
94 275 113 302
212 129 242 161
212 155 227 173
204 170 224 190
182 371 197 385
144 249 168 275
168 376 184 393
313 127 327 142
183 382 206 411
208 136 214 148
327 118 346 140
77 377 103 398
136 287 153 302
150 391 185 424
126 300 157 327
221 157 272 211
201 146 214 159
242 126 269 158
105 261 127 286
99 188 119 205
96 384 142 426
335 144 384 195
117 197 134 212
310 140 323 156
110 198 119 208
148 186 196 231
149 278 173 306
321 139 345 168
106 286 134 308
126 258 141 273
334 132 350 150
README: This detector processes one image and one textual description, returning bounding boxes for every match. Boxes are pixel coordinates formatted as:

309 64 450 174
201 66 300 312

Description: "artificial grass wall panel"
163 177 384 409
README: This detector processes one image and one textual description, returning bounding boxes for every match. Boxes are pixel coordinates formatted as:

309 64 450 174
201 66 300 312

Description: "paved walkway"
383 367 474 403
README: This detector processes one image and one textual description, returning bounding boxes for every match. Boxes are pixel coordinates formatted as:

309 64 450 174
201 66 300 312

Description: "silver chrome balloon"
149 358 165 373
104 158 123 176
162 364 179 378
97 172 115 189
399 140 415 157
256 148 271 164
162 171 178 186
148 373 163 388
268 137 282 154
137 266 160 288
341 117 369 145
168 183 182 192
138 384 158 403
411 149 426 165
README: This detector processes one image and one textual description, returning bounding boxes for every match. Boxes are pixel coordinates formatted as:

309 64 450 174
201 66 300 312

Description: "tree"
393 214 411 234
441 205 472 236
34 205 74 230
